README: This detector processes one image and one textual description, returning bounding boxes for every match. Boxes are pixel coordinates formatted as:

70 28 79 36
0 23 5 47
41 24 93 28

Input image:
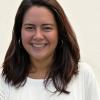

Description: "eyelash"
25 27 34 29
24 26 53 32
43 27 53 31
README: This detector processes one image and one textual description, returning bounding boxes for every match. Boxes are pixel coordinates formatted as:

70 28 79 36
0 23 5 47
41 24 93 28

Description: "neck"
29 56 53 79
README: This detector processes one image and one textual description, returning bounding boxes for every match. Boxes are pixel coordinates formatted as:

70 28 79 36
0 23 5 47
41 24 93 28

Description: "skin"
21 6 58 79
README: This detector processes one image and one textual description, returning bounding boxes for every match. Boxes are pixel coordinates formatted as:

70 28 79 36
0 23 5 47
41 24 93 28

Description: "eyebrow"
23 23 35 26
23 23 55 27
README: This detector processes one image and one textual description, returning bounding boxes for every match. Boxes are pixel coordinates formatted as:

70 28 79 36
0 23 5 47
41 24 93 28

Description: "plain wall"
58 0 100 85
0 0 100 85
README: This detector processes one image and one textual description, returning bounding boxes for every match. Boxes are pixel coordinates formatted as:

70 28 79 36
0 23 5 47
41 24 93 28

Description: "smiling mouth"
31 43 48 48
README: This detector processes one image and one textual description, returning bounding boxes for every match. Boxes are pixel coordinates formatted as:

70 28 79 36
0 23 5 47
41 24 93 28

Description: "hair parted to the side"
2 0 80 94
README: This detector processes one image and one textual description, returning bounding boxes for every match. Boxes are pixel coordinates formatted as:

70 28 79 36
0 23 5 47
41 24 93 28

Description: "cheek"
21 31 32 44
49 32 58 47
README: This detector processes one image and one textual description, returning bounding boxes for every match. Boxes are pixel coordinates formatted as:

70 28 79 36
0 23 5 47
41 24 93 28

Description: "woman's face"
21 6 58 62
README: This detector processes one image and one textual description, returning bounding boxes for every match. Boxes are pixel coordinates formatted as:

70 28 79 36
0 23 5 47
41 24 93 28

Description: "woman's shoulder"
0 68 10 100
0 68 7 86
78 62 100 99
78 62 98 85
0 68 10 91
78 62 95 76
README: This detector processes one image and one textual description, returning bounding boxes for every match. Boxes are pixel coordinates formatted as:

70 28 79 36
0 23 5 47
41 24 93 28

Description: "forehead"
23 6 55 23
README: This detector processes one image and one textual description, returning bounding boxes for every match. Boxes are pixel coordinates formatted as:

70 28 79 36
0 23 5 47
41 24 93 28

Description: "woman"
0 0 99 100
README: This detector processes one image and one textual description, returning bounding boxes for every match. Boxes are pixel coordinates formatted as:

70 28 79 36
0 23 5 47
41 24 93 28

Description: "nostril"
33 29 44 40
32 34 44 42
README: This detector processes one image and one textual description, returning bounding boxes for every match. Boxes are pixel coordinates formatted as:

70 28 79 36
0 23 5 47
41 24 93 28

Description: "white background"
0 0 100 85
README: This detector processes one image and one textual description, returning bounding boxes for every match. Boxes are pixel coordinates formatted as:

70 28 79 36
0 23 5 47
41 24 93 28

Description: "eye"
43 26 53 32
25 26 35 31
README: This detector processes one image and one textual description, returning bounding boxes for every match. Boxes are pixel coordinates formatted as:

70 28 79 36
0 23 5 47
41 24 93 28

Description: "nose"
33 28 44 41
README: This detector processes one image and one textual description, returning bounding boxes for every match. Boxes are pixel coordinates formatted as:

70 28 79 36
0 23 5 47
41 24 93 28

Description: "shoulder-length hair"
2 0 80 94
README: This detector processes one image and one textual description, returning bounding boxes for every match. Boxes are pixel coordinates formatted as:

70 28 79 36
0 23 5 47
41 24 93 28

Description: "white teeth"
32 44 46 48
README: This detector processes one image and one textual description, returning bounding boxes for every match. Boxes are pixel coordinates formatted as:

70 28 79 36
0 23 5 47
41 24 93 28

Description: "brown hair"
2 0 80 94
